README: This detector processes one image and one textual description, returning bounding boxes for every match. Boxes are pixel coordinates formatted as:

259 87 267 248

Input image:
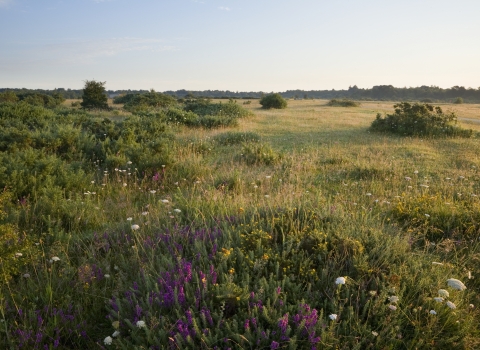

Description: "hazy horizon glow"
1 0 479 91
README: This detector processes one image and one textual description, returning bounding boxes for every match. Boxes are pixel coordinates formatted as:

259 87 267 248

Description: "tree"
259 93 287 109
81 80 109 110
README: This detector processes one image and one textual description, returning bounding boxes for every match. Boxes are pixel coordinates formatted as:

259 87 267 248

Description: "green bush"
327 99 360 107
370 102 472 137
454 97 464 104
81 80 110 110
122 90 177 111
184 99 251 118
240 142 280 165
259 93 287 109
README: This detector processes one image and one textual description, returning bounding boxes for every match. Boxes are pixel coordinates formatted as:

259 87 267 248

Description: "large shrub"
370 102 472 137
122 90 177 111
81 80 110 110
327 98 360 107
259 93 287 109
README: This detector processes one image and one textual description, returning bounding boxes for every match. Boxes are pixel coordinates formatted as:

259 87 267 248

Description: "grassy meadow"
1 98 480 349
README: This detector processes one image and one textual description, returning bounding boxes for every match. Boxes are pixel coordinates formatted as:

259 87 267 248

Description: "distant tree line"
2 85 480 102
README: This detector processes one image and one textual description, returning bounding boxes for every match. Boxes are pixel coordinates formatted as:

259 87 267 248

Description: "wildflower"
329 314 338 321
131 224 140 230
149 190 156 194
136 320 146 328
112 321 120 329
335 277 346 285
104 336 113 345
438 289 449 297
264 195 270 198
388 305 397 311
160 199 169 203
173 209 181 213
414 170 419 174
434 297 444 303
51 256 60 262
15 253 23 258
142 211 149 216
265 176 271 179
446 301 456 309
104 274 111 279
366 193 372 196
420 184 429 188
388 296 399 303
405 177 412 181
425 214 430 218
469 304 474 309
127 161 132 165
23 273 30 278
447 278 466 291
429 310 437 315
123 183 127 187
270 341 280 349
372 331 378 336
432 262 444 265
127 217 133 221
112 330 120 337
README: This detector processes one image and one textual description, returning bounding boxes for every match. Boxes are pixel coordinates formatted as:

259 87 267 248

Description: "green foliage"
259 93 288 109
327 98 360 107
212 131 261 146
0 91 19 103
81 80 109 110
454 97 464 104
370 102 473 137
184 98 251 118
240 142 281 165
122 90 177 111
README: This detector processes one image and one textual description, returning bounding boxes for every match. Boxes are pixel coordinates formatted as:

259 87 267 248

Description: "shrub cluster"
327 98 360 107
370 102 472 137
259 93 288 109
0 90 65 108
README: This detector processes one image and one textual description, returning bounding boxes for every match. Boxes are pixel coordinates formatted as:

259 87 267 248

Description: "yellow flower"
229 268 235 274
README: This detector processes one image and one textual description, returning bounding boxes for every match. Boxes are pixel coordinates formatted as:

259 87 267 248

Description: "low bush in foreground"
326 99 360 107
370 102 473 137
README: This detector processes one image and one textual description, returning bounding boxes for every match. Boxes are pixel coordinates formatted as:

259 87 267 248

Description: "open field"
1 99 479 349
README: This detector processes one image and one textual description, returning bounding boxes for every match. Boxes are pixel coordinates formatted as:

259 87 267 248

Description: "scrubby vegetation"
260 93 288 109
0 97 479 349
326 98 360 107
370 102 473 137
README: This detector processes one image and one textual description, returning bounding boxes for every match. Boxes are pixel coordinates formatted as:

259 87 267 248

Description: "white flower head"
446 301 456 309
447 278 466 291
388 296 399 303
15 252 23 258
432 262 444 265
434 297 444 303
388 305 397 311
104 274 111 279
335 277 346 285
23 273 31 278
438 289 449 297
429 310 437 315
136 320 146 328
328 314 337 321
150 190 156 194
112 330 120 337
131 224 140 231
127 217 133 221
371 331 378 337
51 256 60 262
142 211 149 216
173 209 181 213
161 199 169 203
104 336 113 345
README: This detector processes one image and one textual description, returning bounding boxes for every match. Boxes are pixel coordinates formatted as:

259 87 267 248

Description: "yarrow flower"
388 296 399 303
160 199 169 203
446 301 456 309
329 314 338 321
434 297 444 303
388 305 397 311
429 310 437 315
131 224 140 230
112 330 120 337
438 289 449 297
447 278 466 291
51 256 60 262
173 209 181 213
136 320 146 328
372 331 378 337
335 277 346 285
104 336 113 345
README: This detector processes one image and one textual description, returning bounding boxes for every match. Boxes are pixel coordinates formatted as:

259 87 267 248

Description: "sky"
1 0 479 91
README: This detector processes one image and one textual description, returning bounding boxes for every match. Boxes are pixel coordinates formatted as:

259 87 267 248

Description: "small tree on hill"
259 93 287 109
81 80 109 110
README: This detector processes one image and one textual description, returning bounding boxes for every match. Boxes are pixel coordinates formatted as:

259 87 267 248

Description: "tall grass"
0 99 479 349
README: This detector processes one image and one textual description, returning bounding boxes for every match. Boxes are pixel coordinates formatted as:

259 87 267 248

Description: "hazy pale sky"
1 0 479 91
